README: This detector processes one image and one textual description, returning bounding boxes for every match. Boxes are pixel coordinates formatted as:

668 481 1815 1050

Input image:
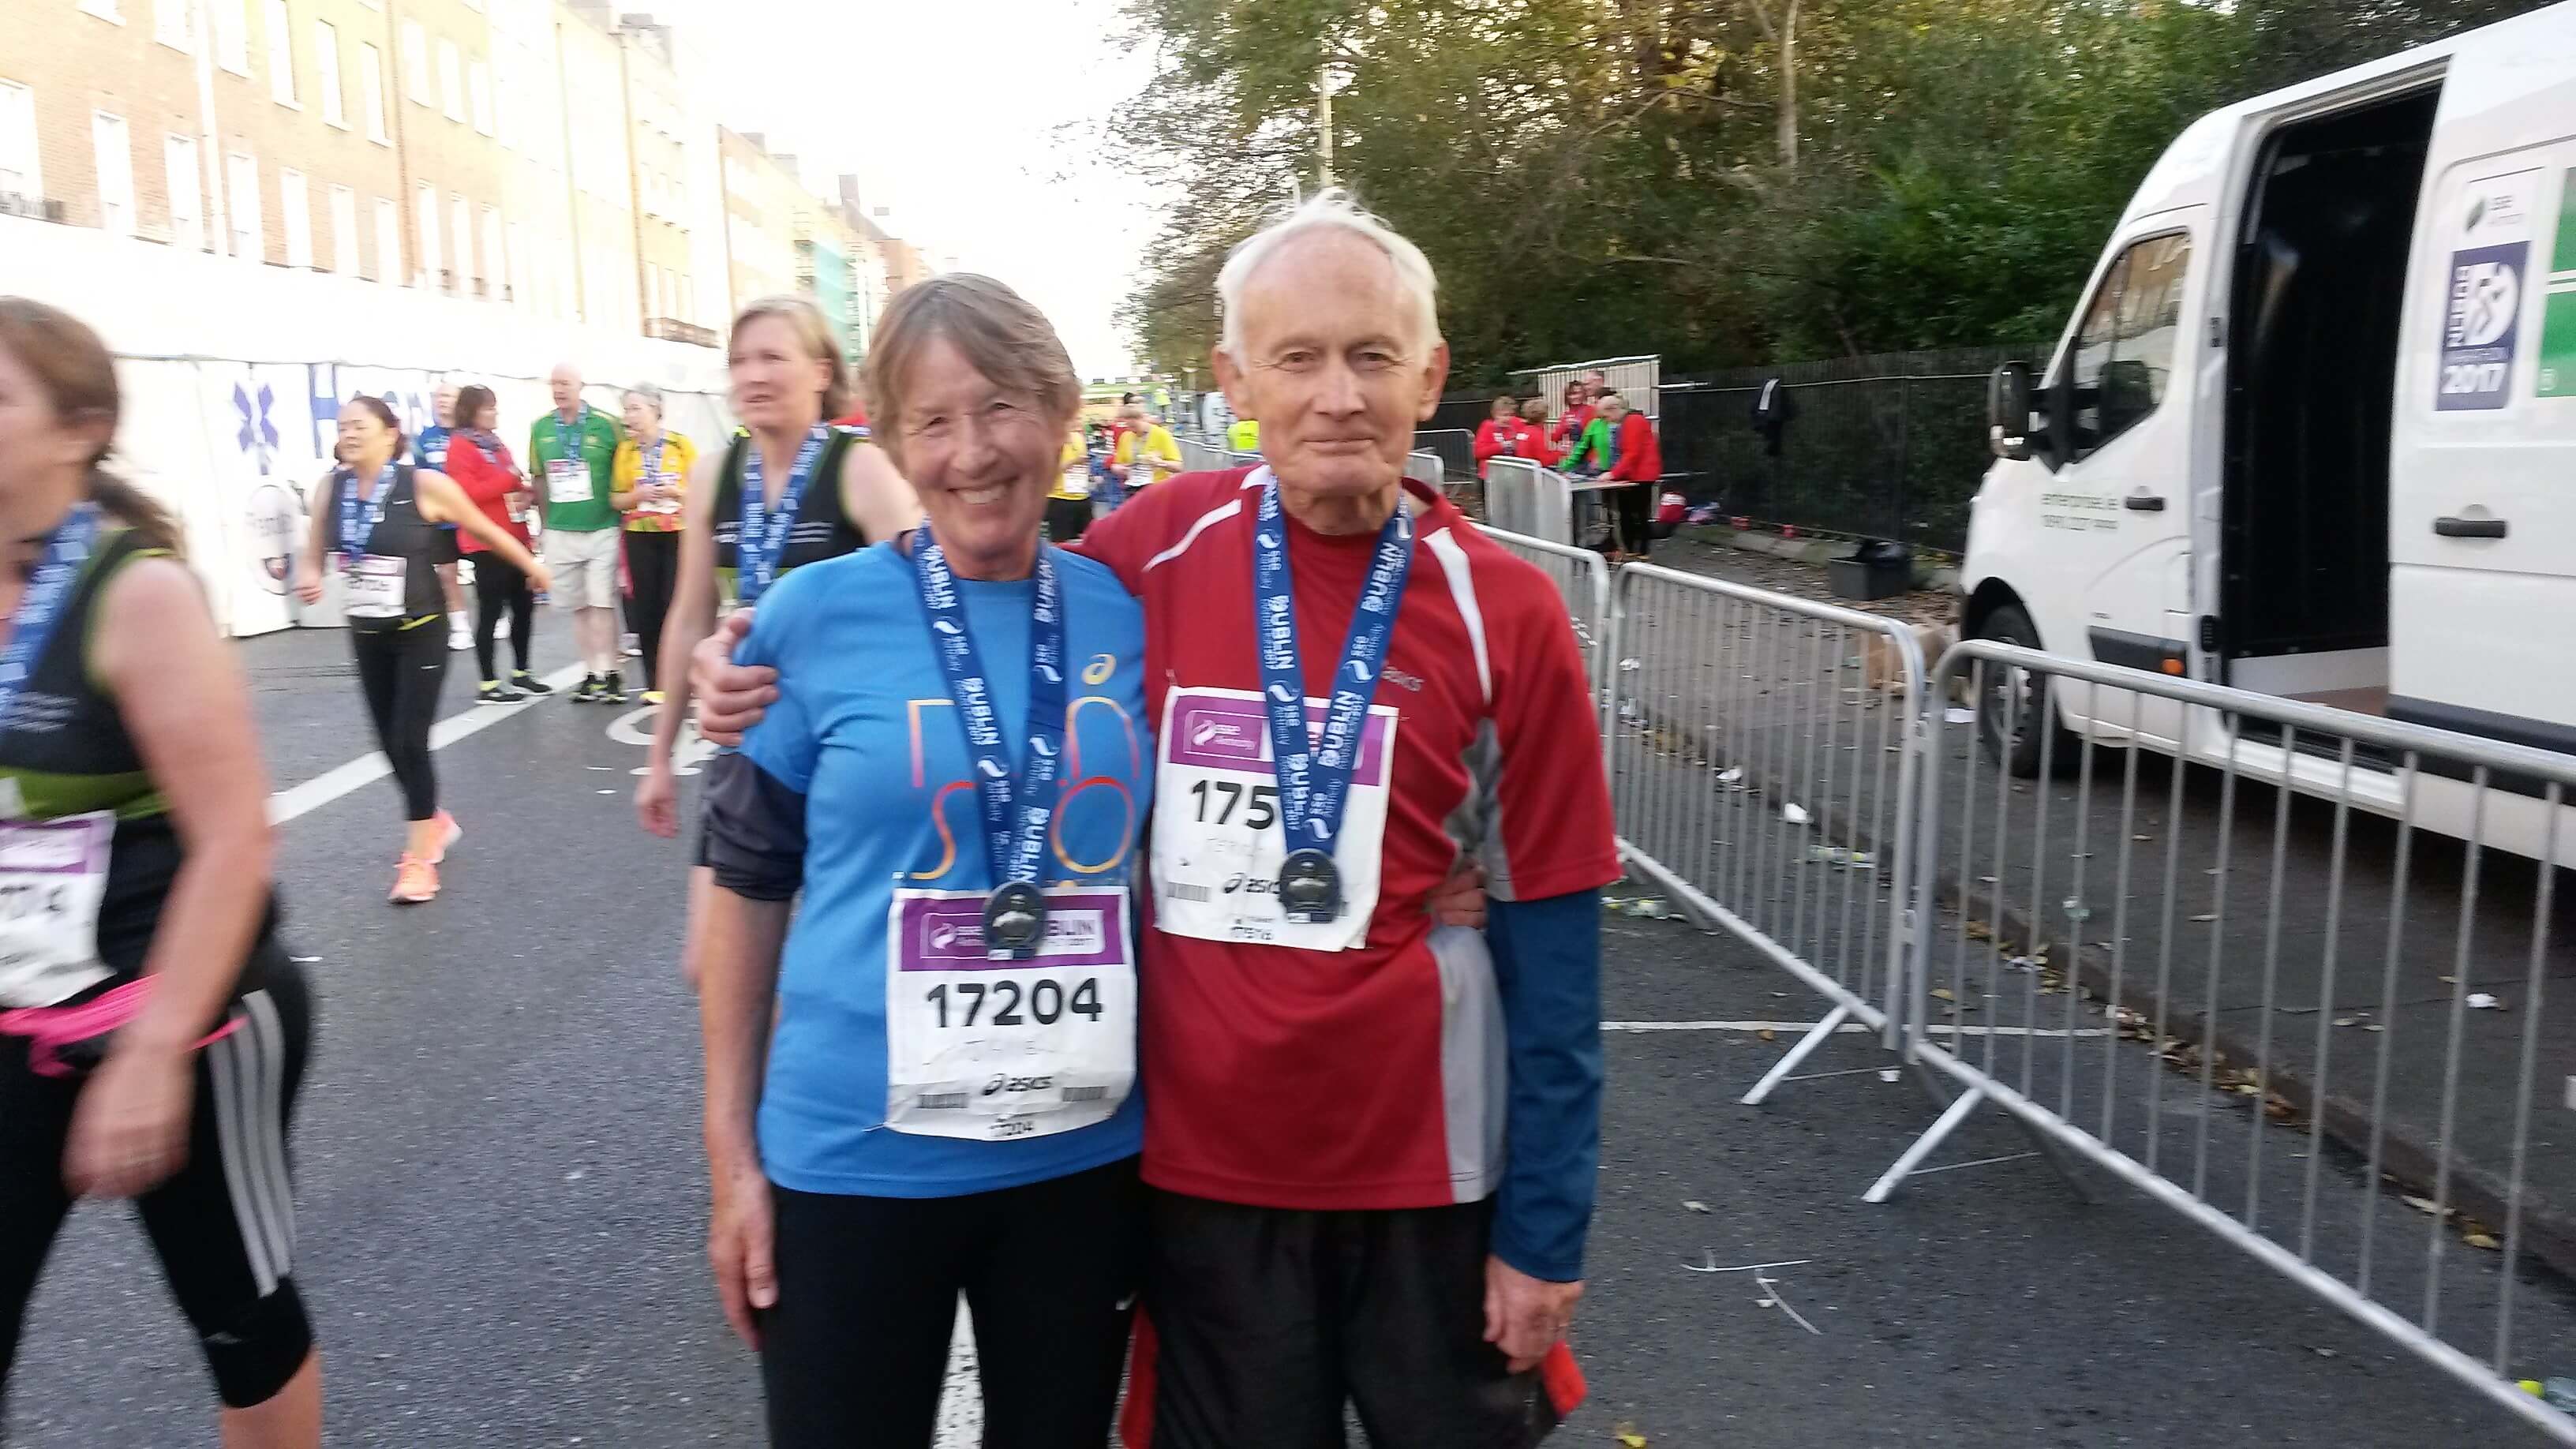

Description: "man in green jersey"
532 362 627 702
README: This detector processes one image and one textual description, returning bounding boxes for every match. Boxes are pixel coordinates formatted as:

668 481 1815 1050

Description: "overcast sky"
656 0 1171 380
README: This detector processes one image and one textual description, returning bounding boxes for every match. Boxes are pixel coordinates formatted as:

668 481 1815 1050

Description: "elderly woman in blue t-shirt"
695 275 1151 1447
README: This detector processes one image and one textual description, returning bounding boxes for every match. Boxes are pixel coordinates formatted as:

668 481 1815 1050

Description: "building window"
481 206 504 298
415 182 440 286
437 39 463 122
469 61 492 137
225 152 261 262
91 113 134 235
77 0 122 23
358 43 388 144
401 21 429 105
329 184 356 273
314 21 344 127
0 84 40 202
154 0 189 50
279 168 311 267
509 219 533 310
214 0 249 75
264 0 296 105
450 194 471 294
373 196 399 283
163 135 201 250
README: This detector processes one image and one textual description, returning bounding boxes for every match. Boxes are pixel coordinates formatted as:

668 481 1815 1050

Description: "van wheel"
1974 604 2076 778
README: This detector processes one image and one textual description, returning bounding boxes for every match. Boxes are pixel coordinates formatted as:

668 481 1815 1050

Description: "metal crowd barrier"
1877 640 2576 1443
1404 449 1445 489
1473 526 1612 748
1601 563 1926 1103
1413 428 1477 483
1485 458 1571 544
1177 436 1233 474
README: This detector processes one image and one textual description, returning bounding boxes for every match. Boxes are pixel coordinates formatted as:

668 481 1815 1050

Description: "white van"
1960 2 2576 850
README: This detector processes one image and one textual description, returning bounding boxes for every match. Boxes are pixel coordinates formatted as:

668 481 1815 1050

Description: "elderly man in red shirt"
1598 391 1662 559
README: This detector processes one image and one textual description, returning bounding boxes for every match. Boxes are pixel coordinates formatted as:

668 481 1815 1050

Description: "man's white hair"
1215 189 1441 360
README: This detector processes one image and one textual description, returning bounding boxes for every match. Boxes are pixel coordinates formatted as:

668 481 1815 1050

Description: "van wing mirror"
1989 361 2038 462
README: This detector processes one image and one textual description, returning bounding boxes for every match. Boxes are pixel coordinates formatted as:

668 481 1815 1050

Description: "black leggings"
1612 480 1654 556
623 530 681 690
353 619 447 821
470 554 534 683
2 952 314 1412
760 1157 1144 1449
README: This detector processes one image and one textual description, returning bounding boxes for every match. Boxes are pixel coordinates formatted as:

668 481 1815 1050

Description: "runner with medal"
693 193 1613 1448
695 276 1143 1447
631 297 915 1006
610 384 696 706
0 300 325 1445
297 396 551 904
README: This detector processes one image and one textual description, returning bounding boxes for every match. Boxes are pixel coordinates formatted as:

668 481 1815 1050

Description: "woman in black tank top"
632 297 919 992
295 397 552 905
0 298 326 1442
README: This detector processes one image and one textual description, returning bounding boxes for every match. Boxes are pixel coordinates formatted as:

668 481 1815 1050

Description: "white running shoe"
448 614 472 651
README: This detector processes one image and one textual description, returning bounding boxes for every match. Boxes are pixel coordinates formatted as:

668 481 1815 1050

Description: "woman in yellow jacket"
611 384 698 705
1111 405 1182 488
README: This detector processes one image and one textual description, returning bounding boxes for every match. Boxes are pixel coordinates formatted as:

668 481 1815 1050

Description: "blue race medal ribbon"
912 532 1067 959
737 425 829 606
335 466 395 569
0 504 103 729
1250 474 1412 923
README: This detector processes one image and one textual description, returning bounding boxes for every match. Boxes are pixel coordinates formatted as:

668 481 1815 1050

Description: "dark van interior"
2219 85 2440 686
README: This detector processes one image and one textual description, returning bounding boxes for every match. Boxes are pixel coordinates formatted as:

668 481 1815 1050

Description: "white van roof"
2117 1 2576 224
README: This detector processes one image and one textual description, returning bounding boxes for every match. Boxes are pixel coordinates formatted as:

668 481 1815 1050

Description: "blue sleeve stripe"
1485 889 1603 1283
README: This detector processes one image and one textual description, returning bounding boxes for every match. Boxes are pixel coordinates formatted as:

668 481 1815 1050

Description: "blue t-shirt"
737 542 1151 1197
413 425 452 471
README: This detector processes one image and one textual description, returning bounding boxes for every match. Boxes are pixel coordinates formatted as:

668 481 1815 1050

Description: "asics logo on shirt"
984 1073 1054 1096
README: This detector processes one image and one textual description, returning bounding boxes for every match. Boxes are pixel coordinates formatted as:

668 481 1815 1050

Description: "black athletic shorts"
2 946 315 1411
1127 1189 1582 1449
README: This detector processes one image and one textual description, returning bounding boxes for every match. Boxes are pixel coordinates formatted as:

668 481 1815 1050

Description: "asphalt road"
5 621 2572 1445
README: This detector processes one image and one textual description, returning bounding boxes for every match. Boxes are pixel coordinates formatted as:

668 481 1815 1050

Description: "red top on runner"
1078 466 1618 1211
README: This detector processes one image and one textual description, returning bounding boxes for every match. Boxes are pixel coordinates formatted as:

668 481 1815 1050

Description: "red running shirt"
1078 466 1619 1211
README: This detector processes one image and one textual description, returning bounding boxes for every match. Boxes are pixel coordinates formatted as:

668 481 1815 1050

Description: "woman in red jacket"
441 385 545 703
1471 394 1520 479
1515 399 1562 466
1600 391 1664 559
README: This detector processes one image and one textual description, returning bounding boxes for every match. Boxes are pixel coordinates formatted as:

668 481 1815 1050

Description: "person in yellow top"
1111 404 1182 488
1046 430 1093 542
1226 414 1259 452
611 384 698 704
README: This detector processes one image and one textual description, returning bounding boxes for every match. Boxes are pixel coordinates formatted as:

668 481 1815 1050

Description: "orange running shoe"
390 855 440 904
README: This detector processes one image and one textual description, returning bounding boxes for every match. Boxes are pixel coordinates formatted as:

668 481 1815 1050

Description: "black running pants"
352 618 447 821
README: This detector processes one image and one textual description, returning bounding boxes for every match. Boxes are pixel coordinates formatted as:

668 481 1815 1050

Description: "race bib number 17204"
881 888 1136 1142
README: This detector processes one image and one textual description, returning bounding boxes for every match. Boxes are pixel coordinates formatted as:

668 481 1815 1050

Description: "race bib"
882 888 1136 1142
1151 686 1396 953
637 470 683 515
341 553 408 620
546 458 594 505
0 812 114 1009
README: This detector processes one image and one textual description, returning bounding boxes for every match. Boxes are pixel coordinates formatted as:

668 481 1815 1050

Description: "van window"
2063 231 2191 460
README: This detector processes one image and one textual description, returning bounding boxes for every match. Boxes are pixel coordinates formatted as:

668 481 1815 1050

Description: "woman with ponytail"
0 298 324 1444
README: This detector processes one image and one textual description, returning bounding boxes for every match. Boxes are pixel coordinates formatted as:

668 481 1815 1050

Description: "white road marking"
1607 1020 2110 1039
267 661 590 825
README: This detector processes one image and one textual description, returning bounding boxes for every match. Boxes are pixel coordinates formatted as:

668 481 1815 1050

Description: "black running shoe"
597 670 630 706
511 671 554 696
476 680 525 705
572 675 601 704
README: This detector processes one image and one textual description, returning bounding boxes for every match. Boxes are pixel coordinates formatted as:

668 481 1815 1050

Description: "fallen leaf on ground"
1757 1028 1777 1042
2401 1195 2454 1219
1930 988 1956 1002
1614 1426 1649 1448
2465 1232 2501 1251
2190 913 2220 923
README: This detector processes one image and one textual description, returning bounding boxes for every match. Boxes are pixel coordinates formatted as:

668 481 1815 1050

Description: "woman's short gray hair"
1215 189 1440 361
622 384 665 415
